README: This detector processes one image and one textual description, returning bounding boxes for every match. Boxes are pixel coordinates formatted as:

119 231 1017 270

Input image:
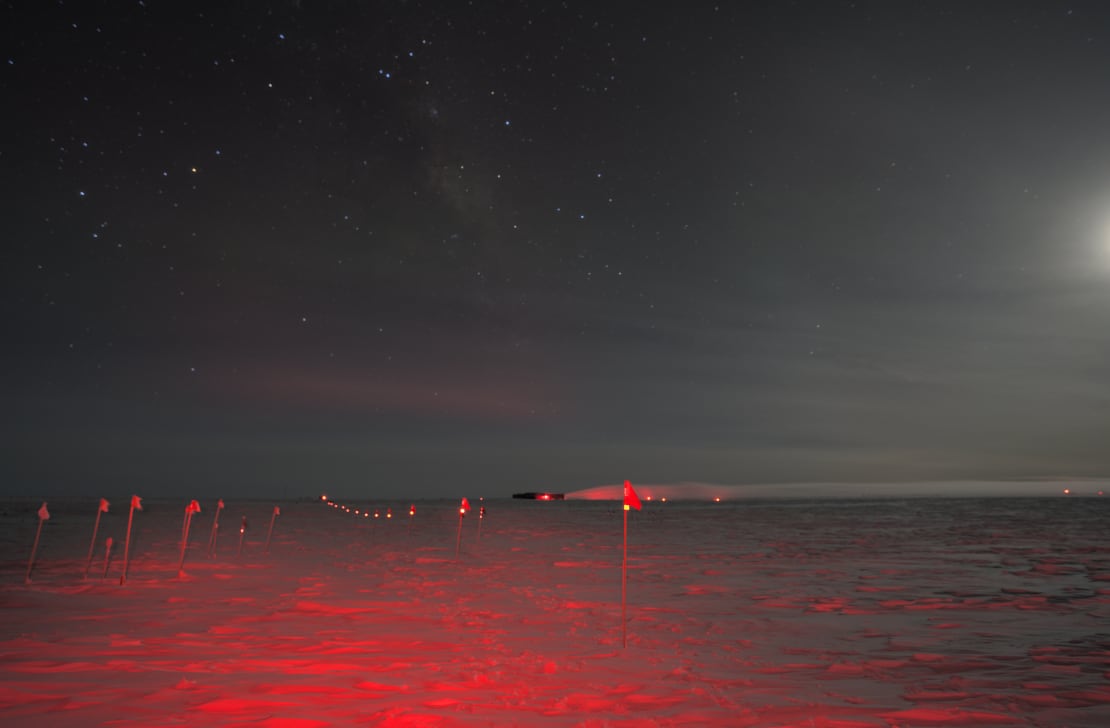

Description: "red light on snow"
387 509 392 518
661 497 667 503
321 494 328 501
539 493 551 500
1063 488 1071 495
374 511 380 518
714 496 721 502
409 506 415 516
459 507 466 515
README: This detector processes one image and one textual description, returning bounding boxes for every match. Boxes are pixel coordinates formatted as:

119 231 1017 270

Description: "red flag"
186 500 201 514
99 498 110 513
38 502 50 521
623 480 642 511
461 497 470 513
273 506 281 516
217 499 225 510
131 495 143 511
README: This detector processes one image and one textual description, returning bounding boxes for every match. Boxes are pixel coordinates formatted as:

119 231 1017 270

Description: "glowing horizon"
565 478 1108 501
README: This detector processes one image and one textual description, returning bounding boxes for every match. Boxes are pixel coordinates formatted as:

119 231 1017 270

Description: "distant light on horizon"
565 480 1109 501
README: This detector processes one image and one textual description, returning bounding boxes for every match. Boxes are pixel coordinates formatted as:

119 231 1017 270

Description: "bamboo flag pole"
25 502 50 585
84 498 109 579
455 497 470 560
207 499 224 557
237 515 248 556
120 495 142 586
621 480 642 648
177 500 201 576
102 537 114 578
264 506 280 553
621 501 628 647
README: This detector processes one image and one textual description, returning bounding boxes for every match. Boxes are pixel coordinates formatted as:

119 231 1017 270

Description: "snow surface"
2 496 1108 727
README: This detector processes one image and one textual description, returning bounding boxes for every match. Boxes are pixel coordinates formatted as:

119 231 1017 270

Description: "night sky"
4 2 1110 500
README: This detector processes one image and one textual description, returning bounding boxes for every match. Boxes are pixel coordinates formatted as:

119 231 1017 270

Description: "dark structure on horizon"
512 492 565 500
